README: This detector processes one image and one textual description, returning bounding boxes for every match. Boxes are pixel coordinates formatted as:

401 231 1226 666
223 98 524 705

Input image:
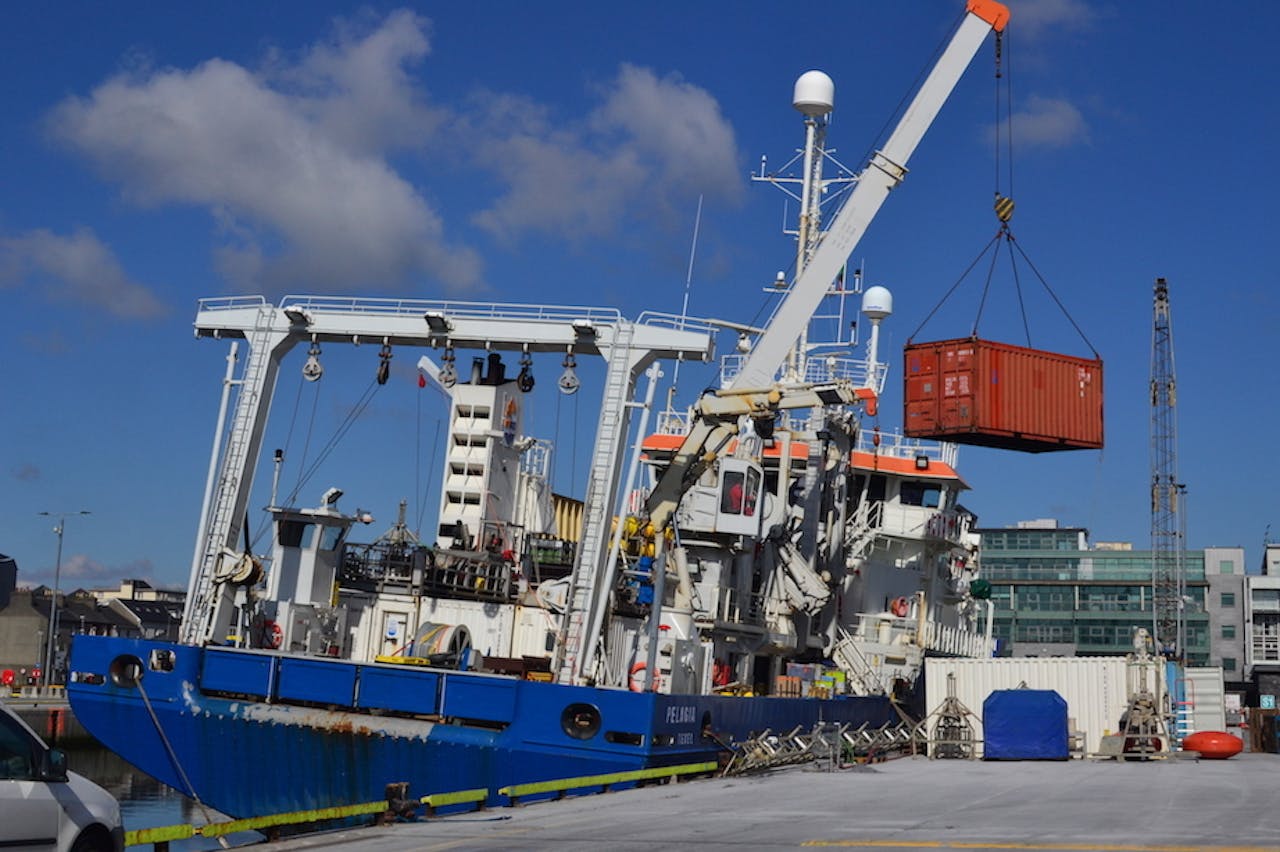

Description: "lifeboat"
1181 731 1243 760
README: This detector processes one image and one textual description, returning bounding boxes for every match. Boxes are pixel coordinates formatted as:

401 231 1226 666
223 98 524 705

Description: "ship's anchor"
517 349 535 392
558 350 580 395
376 342 393 385
438 345 457 388
302 339 324 382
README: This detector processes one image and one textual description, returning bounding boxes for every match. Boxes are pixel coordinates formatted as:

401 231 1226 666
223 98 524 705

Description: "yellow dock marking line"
803 842 1273 852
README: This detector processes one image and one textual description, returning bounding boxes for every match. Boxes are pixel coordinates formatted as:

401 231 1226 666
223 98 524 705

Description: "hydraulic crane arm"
645 381 873 531
729 0 1009 392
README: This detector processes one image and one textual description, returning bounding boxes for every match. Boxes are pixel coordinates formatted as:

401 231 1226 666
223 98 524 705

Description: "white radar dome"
861 285 893 320
793 71 834 117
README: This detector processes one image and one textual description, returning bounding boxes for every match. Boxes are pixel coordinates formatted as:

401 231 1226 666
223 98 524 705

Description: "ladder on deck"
556 322 638 684
181 308 281 644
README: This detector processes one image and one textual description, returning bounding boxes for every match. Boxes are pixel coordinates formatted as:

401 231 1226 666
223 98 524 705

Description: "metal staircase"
842 499 883 566
830 624 888 696
556 321 637 684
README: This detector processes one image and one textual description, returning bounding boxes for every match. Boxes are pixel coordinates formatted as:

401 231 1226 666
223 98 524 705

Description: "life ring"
891 597 910 618
629 662 647 693
263 620 283 649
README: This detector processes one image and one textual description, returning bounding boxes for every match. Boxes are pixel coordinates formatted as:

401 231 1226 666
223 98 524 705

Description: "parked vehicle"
0 700 123 852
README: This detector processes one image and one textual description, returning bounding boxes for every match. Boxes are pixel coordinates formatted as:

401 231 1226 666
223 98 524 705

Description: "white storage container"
1180 666 1226 734
924 656 1166 756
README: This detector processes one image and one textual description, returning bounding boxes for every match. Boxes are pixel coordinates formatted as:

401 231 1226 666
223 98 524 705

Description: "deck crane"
642 0 1009 535
1150 278 1185 659
558 1 1010 686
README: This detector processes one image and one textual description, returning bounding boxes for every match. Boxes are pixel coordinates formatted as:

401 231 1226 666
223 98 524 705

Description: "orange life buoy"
629 661 647 692
263 620 283 649
891 597 909 618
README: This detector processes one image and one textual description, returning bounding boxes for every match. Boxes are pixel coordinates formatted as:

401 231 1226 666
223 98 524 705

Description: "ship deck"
240 752 1280 851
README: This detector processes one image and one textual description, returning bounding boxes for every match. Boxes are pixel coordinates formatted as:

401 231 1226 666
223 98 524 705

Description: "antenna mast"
1150 277 1185 660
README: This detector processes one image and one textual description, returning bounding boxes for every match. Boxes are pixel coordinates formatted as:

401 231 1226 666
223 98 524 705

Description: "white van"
0 700 124 852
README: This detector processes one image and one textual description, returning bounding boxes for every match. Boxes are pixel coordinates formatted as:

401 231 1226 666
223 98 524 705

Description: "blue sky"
3 1 1278 591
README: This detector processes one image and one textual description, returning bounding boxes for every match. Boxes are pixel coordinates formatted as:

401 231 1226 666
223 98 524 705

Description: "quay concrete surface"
242 753 1280 851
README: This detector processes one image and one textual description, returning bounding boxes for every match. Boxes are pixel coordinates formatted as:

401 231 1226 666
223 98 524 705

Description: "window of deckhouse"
899 480 941 508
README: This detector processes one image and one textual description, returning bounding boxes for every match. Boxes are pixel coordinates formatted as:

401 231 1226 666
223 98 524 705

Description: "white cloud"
470 64 744 241
46 11 480 294
268 8 442 155
42 11 746 292
1009 95 1090 148
987 94 1089 150
1008 0 1096 41
0 228 166 318
20 554 149 589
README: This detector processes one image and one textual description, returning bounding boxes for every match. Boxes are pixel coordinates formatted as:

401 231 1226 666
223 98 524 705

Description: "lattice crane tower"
1150 277 1185 659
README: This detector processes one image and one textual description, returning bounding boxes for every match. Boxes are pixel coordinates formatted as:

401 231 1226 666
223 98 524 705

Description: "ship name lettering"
665 705 696 724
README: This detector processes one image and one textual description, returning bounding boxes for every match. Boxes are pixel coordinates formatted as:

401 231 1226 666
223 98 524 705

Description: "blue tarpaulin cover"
982 689 1069 760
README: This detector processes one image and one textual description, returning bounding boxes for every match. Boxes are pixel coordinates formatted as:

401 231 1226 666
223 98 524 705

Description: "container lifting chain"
900 27 1103 454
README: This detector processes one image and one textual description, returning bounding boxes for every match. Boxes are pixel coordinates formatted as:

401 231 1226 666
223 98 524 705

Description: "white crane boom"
729 0 1009 391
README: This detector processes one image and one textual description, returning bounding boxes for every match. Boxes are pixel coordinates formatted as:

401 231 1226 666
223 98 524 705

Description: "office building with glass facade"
977 521 1230 665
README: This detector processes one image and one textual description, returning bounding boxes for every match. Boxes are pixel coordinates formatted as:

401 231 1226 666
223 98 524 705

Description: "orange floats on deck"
1181 731 1243 760
903 337 1103 453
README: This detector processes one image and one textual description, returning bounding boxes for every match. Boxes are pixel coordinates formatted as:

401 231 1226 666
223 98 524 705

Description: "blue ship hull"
68 635 894 818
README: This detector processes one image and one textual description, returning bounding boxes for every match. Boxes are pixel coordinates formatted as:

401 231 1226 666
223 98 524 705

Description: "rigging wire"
293 380 323 504
280 378 383 514
858 8 970 169
279 367 308 478
417 418 443 539
552 391 563 493
570 391 580 489
1004 229 1033 346
908 20 1094 358
415 376 422 536
1006 234 1100 356
906 231 1001 341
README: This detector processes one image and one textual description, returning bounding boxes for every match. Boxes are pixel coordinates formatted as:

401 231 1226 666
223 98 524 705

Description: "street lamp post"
39 510 90 692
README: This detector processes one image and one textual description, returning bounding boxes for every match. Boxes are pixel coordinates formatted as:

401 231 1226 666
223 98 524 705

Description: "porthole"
560 702 602 740
108 655 145 689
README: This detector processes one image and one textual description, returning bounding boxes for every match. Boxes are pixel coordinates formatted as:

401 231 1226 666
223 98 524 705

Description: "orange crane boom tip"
967 0 1010 32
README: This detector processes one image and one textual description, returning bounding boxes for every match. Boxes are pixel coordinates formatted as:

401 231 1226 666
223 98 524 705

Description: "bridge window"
899 480 941 508
278 520 313 548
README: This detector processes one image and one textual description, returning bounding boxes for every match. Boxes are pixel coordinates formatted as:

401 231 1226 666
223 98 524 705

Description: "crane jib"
728 5 1008 392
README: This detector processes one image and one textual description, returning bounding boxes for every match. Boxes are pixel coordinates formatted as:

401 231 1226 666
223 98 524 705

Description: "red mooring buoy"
1182 731 1243 760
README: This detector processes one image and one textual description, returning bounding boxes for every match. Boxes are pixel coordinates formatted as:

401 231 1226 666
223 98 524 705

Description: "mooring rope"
137 678 230 848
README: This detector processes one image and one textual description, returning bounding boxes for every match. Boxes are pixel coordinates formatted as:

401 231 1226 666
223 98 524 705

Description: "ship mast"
751 71 859 384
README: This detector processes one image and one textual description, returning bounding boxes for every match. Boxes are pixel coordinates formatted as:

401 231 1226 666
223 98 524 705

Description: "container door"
904 344 941 434
938 341 978 431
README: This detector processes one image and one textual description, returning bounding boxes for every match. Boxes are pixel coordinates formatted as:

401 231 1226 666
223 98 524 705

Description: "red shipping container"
902 338 1103 453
